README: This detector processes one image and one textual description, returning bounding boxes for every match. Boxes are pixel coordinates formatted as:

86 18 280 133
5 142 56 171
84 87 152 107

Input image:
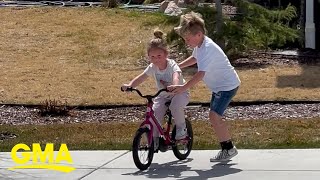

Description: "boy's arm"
179 56 197 69
172 72 180 85
169 71 205 94
183 71 205 90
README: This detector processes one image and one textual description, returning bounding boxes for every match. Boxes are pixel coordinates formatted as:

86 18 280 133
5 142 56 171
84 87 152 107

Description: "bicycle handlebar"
121 87 169 99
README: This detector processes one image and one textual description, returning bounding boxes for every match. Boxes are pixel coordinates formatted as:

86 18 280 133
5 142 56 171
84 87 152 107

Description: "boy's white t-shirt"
143 59 185 91
192 36 241 93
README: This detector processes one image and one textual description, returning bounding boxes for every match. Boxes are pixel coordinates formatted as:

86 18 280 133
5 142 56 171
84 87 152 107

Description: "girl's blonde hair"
147 29 168 54
174 11 207 36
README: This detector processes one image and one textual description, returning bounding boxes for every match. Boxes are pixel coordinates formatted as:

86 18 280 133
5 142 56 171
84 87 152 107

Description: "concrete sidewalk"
1 149 320 179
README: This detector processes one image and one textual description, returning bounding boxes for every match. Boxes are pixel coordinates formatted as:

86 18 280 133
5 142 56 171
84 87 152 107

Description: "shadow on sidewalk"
122 159 242 179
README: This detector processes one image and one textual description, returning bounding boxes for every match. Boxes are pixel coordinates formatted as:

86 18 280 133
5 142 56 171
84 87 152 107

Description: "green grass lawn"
1 118 320 152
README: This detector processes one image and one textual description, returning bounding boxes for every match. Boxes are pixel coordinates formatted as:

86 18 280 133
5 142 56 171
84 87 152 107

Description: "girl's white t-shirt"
143 59 185 91
192 36 241 93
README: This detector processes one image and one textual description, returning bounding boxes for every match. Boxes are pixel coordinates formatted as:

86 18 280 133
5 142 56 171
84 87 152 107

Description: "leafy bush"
144 0 162 4
102 0 118 8
231 0 299 50
166 0 300 60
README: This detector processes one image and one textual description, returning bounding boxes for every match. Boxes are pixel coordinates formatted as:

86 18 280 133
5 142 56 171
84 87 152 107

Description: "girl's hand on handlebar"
121 84 131 92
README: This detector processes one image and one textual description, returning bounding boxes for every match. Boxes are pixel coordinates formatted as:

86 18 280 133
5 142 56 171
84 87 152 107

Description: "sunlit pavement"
1 149 320 179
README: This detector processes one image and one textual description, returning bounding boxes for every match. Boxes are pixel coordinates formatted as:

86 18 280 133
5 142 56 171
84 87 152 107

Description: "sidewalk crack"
78 151 130 180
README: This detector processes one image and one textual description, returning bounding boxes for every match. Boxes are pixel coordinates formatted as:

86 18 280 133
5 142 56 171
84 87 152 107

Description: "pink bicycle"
121 87 193 170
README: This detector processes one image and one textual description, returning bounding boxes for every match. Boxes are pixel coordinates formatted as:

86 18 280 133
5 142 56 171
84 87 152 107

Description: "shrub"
39 99 70 117
166 0 300 60
232 0 299 50
102 0 118 8
144 0 162 4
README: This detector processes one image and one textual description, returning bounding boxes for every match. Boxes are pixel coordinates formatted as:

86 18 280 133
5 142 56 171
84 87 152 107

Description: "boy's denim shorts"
210 87 239 116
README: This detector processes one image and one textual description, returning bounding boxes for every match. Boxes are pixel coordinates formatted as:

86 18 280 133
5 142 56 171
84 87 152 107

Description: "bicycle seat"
165 101 171 107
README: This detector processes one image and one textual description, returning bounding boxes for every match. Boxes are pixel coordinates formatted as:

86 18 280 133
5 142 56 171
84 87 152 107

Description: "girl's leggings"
152 92 189 137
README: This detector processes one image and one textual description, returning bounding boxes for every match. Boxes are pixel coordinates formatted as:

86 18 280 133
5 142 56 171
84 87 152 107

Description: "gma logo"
9 143 75 173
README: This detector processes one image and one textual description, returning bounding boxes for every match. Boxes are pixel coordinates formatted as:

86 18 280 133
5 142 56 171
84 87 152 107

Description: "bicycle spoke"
137 132 152 165
138 150 148 164
177 143 188 153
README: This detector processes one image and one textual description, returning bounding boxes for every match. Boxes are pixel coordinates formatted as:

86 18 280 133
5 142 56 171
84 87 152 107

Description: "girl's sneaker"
175 128 187 140
210 147 238 162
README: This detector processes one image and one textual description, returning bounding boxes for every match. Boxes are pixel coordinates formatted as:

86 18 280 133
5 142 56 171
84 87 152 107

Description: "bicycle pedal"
176 139 189 145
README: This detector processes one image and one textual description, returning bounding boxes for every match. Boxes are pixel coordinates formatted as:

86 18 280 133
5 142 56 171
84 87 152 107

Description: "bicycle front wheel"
172 118 193 160
132 127 154 170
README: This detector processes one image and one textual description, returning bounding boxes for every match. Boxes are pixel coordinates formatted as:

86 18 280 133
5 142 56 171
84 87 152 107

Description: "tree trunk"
215 0 225 49
300 0 305 47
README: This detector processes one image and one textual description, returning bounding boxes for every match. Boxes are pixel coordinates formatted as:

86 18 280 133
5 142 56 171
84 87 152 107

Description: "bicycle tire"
172 118 193 160
132 127 154 170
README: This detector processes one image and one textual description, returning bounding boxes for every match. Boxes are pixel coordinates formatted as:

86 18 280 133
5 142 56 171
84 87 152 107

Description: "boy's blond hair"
174 11 207 36
147 29 168 54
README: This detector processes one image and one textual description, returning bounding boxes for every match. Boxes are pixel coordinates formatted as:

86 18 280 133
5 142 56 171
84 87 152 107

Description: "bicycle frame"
124 87 193 171
120 87 173 146
139 99 172 146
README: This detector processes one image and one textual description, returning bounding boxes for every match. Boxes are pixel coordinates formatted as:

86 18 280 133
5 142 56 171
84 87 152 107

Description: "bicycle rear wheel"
132 127 154 170
172 118 193 160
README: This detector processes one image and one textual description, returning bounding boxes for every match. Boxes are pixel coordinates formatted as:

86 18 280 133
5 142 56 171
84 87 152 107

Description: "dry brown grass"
106 65 320 104
0 7 319 105
0 8 170 105
235 65 320 102
1 118 320 151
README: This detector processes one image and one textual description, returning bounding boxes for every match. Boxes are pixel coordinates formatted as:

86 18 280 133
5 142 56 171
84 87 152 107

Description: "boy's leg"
169 92 189 140
209 87 239 162
209 111 231 142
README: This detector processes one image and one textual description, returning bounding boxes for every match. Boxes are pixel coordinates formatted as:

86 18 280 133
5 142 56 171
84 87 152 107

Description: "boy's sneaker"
210 146 238 162
175 128 187 140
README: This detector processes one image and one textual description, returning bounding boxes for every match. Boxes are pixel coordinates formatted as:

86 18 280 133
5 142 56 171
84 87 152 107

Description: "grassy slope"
0 8 319 151
0 7 319 106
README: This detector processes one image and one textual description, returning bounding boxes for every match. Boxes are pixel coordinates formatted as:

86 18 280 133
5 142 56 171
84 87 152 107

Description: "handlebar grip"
121 86 133 92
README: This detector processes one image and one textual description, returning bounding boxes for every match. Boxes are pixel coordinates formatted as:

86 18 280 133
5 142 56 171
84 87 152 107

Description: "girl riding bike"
121 29 190 147
121 87 193 170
